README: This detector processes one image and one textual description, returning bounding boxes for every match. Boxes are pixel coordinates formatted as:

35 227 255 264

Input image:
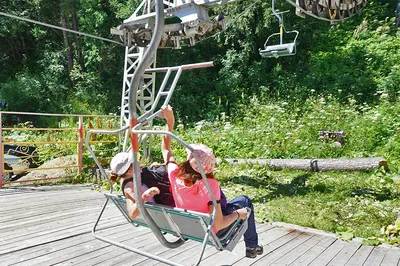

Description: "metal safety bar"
84 61 213 193
120 61 213 151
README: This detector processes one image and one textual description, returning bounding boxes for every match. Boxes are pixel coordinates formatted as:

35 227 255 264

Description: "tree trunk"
71 2 85 71
60 10 74 75
221 158 388 172
20 35 28 55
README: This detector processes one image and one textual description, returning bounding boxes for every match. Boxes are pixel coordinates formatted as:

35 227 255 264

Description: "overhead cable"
226 0 262 27
0 11 123 45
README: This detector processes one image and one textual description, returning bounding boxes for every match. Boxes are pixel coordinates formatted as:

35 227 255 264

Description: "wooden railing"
0 111 119 187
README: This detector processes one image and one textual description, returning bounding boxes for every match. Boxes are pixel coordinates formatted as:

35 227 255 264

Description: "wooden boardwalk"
0 185 399 266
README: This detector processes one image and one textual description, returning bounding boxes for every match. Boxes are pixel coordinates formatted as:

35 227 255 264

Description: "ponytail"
110 166 131 183
110 172 119 182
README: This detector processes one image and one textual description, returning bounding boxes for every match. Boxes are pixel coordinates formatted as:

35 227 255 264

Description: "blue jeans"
217 195 258 248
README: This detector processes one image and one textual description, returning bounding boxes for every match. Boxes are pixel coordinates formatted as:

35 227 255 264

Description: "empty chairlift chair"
260 0 299 59
259 27 299 58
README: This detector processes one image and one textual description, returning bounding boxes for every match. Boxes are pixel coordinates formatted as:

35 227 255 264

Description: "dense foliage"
0 1 399 120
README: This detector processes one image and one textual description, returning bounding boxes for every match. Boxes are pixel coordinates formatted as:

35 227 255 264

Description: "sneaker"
245 245 264 258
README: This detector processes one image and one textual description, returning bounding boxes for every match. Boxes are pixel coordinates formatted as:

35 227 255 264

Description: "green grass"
161 94 400 246
7 93 400 246
215 163 400 245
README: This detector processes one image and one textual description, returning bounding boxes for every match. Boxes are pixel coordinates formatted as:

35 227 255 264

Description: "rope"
0 11 123 45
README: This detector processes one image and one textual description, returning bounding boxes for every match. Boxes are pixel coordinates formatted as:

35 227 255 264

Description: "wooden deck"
0 185 399 266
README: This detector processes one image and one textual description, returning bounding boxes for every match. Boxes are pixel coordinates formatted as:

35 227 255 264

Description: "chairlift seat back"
106 193 249 251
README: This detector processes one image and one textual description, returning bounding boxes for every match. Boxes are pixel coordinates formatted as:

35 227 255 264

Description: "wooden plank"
0 186 95 204
152 224 275 266
1 185 400 266
0 187 97 202
0 190 102 209
233 228 302 266
0 197 104 223
0 196 104 225
80 219 271 266
289 236 337 266
380 246 400 266
0 223 130 265
153 242 216 266
3 222 131 265
0 206 120 247
326 241 361 266
71 224 152 265
345 244 373 266
270 234 326 265
0 199 107 234
0 190 103 214
307 239 347 266
102 235 174 265
73 242 146 266
20 225 152 265
0 211 124 254
152 225 271 266
0 185 90 197
362 246 388 266
122 237 201 266
0 217 123 257
253 232 315 266
190 223 276 266
78 222 271 266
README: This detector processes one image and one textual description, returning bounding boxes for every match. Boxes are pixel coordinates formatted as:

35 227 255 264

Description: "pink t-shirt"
167 163 221 214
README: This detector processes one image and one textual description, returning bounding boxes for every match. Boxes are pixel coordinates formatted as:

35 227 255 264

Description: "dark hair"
109 165 132 183
177 160 214 186
110 172 119 182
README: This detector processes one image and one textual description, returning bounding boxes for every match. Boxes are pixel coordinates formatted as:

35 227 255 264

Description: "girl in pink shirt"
160 105 263 258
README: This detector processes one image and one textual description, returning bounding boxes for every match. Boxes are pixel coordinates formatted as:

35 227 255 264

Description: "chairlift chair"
85 61 250 266
259 28 299 58
260 0 299 59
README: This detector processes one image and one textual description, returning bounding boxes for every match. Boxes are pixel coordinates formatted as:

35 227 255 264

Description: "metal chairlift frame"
260 0 299 58
85 0 250 264
85 61 250 266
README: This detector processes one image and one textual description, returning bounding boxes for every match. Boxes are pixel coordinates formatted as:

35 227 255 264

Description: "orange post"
130 118 139 152
77 116 83 173
0 113 3 188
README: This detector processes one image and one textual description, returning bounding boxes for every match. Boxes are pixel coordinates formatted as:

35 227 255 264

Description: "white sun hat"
110 152 133 176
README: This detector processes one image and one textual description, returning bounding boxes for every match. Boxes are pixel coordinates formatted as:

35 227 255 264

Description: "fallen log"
220 158 388 172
